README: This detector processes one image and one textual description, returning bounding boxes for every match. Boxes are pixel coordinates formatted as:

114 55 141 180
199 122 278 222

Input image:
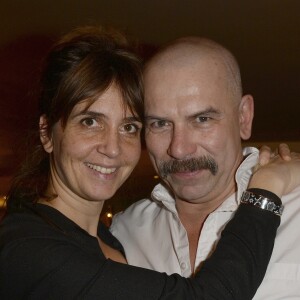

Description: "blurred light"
153 175 159 179
0 196 7 208
106 212 113 218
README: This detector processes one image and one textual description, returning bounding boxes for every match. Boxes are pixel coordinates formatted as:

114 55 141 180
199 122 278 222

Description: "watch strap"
241 190 284 216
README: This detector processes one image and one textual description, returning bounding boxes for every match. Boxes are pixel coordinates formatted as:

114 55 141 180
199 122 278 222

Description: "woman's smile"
85 162 117 175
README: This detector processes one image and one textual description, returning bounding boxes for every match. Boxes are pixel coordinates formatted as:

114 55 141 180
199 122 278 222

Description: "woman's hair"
6 26 144 211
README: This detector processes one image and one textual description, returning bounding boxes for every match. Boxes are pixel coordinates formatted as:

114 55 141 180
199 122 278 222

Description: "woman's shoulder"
0 203 77 249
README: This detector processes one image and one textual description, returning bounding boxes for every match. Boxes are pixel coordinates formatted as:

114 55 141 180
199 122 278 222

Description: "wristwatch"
241 190 284 216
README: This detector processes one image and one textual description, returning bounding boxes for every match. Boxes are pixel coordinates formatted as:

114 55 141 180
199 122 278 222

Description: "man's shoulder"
110 194 177 238
281 185 300 212
111 197 161 227
282 185 300 203
275 185 300 247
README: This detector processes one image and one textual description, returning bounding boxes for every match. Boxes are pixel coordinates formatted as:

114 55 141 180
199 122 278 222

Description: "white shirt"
111 147 300 299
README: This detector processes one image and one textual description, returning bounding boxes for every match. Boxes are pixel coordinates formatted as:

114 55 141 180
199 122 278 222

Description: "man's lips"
171 169 204 177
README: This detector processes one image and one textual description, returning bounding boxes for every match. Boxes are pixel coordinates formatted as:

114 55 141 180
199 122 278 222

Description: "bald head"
144 37 242 100
143 36 254 205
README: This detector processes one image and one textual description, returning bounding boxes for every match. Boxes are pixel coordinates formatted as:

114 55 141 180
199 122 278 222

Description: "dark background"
0 0 299 214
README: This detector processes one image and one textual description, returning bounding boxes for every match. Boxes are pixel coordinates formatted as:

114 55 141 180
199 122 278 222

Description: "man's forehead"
144 85 226 118
145 59 240 112
145 59 227 98
145 53 226 87
144 69 237 118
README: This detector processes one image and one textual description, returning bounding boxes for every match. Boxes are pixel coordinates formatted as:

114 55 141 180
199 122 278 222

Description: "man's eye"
196 116 211 123
151 120 168 128
81 118 97 127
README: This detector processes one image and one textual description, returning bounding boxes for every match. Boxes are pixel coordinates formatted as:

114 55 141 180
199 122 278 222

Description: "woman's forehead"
70 93 137 119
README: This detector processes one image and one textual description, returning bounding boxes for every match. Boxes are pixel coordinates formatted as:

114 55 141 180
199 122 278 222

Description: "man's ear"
239 94 254 140
39 114 53 153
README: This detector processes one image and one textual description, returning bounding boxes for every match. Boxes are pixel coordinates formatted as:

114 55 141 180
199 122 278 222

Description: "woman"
0 26 298 299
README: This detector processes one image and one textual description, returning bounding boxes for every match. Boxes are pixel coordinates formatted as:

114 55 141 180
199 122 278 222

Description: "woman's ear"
39 115 53 153
239 94 254 140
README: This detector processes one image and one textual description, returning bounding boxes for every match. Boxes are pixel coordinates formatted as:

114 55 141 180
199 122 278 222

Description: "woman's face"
43 83 142 203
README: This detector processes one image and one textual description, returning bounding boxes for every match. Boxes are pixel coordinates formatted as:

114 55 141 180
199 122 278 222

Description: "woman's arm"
83 190 279 300
86 153 299 299
1 154 299 299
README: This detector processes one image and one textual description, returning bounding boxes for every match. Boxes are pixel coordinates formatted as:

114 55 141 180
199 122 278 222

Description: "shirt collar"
151 183 178 214
235 147 259 201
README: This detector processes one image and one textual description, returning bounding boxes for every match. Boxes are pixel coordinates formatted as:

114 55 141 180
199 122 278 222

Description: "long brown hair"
6 26 144 211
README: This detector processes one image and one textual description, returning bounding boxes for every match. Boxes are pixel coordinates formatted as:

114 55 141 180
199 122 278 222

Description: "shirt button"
180 262 187 270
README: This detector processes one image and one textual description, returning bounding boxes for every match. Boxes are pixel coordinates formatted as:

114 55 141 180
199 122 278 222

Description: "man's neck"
175 180 236 222
175 185 236 273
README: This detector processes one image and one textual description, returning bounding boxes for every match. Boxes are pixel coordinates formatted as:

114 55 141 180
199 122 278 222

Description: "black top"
0 198 279 299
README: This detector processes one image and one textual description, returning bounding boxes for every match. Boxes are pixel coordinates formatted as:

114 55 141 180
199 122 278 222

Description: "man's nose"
167 126 197 160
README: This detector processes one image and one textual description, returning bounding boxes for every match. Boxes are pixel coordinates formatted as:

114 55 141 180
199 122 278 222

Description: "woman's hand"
249 151 300 198
258 143 291 166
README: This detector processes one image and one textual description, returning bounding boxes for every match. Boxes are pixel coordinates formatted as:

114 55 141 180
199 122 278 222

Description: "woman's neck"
40 165 104 237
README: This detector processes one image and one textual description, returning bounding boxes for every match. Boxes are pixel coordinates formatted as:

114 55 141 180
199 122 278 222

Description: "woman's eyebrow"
72 110 142 123
124 116 142 123
72 110 104 119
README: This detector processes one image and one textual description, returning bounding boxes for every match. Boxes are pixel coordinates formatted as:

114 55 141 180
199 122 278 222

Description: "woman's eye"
81 118 97 127
123 124 139 133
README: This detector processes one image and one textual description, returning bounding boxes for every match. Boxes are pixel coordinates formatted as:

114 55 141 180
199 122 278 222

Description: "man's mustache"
158 156 218 178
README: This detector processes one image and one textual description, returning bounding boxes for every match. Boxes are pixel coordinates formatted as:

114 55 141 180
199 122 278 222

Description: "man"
111 37 300 298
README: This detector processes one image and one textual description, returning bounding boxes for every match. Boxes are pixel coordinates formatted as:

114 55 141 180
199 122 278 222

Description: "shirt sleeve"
0 200 279 299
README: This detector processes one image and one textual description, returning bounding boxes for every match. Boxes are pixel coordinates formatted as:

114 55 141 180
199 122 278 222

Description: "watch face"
266 202 276 211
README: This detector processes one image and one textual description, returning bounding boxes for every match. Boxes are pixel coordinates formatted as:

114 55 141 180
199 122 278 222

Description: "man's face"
144 55 253 206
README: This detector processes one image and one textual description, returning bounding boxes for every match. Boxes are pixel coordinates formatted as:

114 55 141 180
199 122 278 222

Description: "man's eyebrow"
144 108 221 122
144 115 167 122
189 107 221 118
